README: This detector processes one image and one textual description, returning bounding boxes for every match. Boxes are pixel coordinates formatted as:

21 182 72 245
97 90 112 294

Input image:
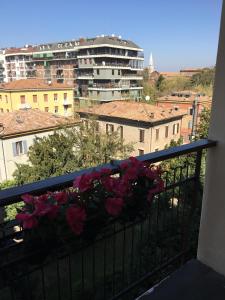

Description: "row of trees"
142 67 215 101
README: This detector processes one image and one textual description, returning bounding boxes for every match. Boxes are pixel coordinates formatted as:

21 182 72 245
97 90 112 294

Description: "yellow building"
0 79 74 116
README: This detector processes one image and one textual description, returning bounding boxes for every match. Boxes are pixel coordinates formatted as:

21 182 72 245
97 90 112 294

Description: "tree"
13 121 134 185
190 68 215 87
196 108 211 139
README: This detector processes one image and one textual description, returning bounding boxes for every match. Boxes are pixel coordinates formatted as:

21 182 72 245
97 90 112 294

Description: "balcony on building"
1 10 225 300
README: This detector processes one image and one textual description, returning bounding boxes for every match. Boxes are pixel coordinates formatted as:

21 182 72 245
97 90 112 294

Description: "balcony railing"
0 139 216 300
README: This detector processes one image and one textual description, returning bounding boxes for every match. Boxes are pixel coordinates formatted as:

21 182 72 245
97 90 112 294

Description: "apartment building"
0 51 5 83
0 79 74 116
76 101 184 156
2 35 144 103
0 109 79 182
156 90 212 142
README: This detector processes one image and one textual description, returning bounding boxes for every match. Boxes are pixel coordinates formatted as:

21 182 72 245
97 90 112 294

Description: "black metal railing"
0 139 216 300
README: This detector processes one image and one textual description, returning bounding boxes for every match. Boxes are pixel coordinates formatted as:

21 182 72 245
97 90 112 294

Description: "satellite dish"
145 95 150 101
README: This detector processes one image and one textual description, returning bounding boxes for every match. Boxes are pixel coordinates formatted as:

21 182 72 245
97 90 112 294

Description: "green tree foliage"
190 68 215 87
142 81 158 102
0 180 23 221
196 108 211 139
157 76 191 94
13 121 134 185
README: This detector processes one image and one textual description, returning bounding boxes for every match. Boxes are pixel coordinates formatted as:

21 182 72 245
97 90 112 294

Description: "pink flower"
100 168 112 176
120 161 130 170
53 191 68 205
16 213 38 229
21 194 34 204
66 206 86 235
37 194 49 202
34 201 59 219
123 167 138 181
73 173 93 192
105 197 124 216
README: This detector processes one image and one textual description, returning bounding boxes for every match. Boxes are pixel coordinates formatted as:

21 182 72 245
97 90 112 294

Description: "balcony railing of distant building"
0 139 216 300
78 50 144 59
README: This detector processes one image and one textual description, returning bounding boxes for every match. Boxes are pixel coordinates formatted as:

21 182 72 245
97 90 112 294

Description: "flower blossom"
105 197 124 216
66 206 87 235
16 213 38 229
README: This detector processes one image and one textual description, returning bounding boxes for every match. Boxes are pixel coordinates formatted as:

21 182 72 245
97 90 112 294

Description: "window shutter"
12 143 17 156
23 140 28 154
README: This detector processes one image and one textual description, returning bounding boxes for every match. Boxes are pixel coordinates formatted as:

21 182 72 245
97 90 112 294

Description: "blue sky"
1 0 222 71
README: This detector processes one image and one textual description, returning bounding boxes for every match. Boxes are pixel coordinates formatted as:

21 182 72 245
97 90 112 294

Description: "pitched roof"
0 109 79 137
0 79 73 91
76 101 184 123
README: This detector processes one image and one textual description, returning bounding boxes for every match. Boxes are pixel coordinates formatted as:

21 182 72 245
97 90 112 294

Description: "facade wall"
0 89 74 116
0 130 55 182
81 117 182 156
156 100 211 142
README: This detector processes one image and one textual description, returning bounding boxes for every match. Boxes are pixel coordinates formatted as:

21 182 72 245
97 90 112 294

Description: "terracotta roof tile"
76 101 185 123
0 79 73 91
0 109 79 136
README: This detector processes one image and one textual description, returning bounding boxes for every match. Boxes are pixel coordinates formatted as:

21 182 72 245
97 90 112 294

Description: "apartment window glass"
118 70 121 75
106 124 114 134
33 95 37 103
95 121 100 132
139 129 145 142
118 126 123 140
112 91 115 96
54 106 58 113
0 95 2 101
97 69 100 75
173 124 176 135
189 108 193 115
112 69 114 75
165 126 169 138
45 107 49 112
20 95 25 104
177 123 180 134
139 149 144 156
64 93 67 100
12 140 27 156
44 94 48 102
155 128 159 140
188 120 192 129
54 93 58 101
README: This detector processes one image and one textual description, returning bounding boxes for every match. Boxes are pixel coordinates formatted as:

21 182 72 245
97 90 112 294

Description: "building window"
45 107 49 112
97 91 100 96
139 129 145 142
165 126 169 138
54 93 58 101
44 94 48 102
112 70 114 75
97 69 100 75
5 95 8 103
12 140 27 156
0 95 2 101
0 108 3 113
64 93 67 100
106 124 114 134
155 128 159 140
112 91 115 96
173 124 176 135
118 126 123 140
20 95 25 104
189 108 193 115
188 120 192 129
139 149 144 156
33 95 37 103
83 120 88 129
177 123 180 134
95 121 99 132
54 106 58 113
118 70 121 75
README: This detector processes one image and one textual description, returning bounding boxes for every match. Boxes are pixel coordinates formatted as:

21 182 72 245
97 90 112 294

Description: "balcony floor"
139 259 225 300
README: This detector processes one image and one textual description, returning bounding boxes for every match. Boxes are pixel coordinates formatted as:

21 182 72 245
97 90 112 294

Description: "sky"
1 0 222 71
